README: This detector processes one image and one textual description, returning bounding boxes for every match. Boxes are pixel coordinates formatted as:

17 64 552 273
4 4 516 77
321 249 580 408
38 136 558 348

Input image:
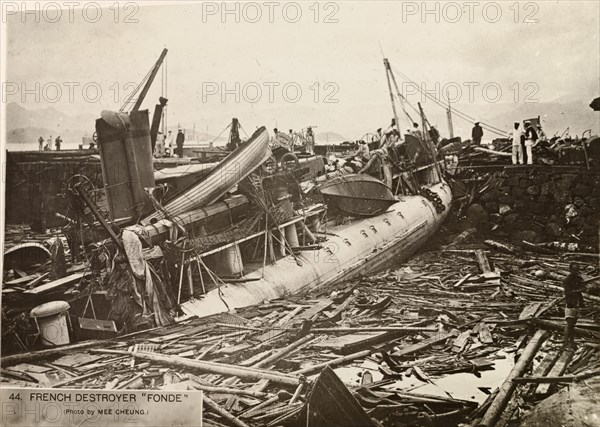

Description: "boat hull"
319 174 396 216
179 181 452 319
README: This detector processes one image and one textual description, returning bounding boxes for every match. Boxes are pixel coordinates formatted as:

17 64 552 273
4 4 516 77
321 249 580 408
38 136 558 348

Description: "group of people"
470 120 549 165
508 121 547 165
38 135 62 151
371 119 427 148
153 129 185 158
272 127 315 154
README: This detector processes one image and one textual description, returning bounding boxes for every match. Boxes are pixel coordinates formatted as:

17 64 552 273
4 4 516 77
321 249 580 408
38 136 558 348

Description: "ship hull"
179 180 452 319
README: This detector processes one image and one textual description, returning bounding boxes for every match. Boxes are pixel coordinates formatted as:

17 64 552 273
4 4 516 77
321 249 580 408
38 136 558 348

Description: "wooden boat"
318 174 397 216
142 126 271 224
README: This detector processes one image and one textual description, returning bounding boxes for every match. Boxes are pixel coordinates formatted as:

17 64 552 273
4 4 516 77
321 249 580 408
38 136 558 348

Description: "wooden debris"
1 240 598 427
478 330 548 427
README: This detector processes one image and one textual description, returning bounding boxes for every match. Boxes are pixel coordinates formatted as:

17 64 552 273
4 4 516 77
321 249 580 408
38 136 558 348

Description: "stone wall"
473 166 599 247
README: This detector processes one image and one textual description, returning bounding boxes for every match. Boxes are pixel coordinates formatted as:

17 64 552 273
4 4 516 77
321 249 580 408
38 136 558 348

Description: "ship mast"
132 48 168 112
446 91 454 139
120 48 168 113
383 58 401 148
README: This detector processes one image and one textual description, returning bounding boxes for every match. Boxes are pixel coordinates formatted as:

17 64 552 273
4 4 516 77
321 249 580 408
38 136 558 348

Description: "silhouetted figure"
563 263 585 349
176 129 185 157
429 126 440 145
472 122 483 145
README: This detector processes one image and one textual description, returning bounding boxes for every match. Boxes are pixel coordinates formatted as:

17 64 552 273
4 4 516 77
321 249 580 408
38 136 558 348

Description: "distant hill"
315 132 348 144
6 102 95 147
6 102 96 134
7 127 92 148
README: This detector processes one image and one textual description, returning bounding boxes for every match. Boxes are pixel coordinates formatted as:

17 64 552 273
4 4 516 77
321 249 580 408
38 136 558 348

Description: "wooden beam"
91 349 302 386
478 330 548 427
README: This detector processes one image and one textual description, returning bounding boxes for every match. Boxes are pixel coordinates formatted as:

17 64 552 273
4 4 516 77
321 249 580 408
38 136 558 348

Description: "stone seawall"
469 166 599 247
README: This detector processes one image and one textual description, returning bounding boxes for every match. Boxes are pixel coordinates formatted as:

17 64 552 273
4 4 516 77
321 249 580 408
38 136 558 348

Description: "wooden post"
478 330 548 427
186 263 194 298
254 334 315 368
195 257 206 294
177 252 185 304
91 349 302 386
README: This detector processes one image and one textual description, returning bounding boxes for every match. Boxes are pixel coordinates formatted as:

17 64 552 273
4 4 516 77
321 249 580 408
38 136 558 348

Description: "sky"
2 0 600 137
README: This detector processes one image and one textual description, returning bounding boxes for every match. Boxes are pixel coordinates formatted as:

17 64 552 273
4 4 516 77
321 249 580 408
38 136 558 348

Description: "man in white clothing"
524 122 538 165
509 122 524 165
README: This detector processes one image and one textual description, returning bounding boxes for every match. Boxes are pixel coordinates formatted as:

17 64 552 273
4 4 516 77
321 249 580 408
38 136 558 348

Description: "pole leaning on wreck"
477 329 548 427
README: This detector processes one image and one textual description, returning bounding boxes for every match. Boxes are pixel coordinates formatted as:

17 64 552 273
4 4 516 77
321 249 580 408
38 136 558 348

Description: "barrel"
30 301 71 346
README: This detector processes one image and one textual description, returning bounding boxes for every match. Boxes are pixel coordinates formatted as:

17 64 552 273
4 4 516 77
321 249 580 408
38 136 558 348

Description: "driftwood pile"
1 241 599 427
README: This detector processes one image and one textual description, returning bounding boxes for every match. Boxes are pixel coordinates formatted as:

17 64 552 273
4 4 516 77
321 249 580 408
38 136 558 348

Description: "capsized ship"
16 57 452 340
163 57 452 319
176 168 451 319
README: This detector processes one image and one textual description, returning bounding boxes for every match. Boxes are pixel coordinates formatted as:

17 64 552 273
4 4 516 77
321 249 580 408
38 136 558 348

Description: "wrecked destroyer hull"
179 181 451 319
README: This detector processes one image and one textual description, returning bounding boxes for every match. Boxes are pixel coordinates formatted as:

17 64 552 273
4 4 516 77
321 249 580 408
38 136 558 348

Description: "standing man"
166 130 173 157
472 122 484 145
155 131 165 157
47 135 53 151
176 129 185 158
563 262 585 349
306 126 315 154
536 124 547 142
355 140 370 162
38 136 44 151
509 122 523 165
429 125 441 146
524 121 538 165
55 136 62 151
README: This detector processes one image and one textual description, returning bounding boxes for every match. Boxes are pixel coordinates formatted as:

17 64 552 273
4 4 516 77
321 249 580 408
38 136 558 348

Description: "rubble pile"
5 151 104 231
2 242 598 427
449 161 600 247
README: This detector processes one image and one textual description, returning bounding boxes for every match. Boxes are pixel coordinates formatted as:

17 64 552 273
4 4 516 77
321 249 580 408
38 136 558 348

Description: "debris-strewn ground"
2 239 599 427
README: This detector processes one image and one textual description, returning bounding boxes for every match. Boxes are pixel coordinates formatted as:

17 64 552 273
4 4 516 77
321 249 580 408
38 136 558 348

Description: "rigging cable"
390 64 508 136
